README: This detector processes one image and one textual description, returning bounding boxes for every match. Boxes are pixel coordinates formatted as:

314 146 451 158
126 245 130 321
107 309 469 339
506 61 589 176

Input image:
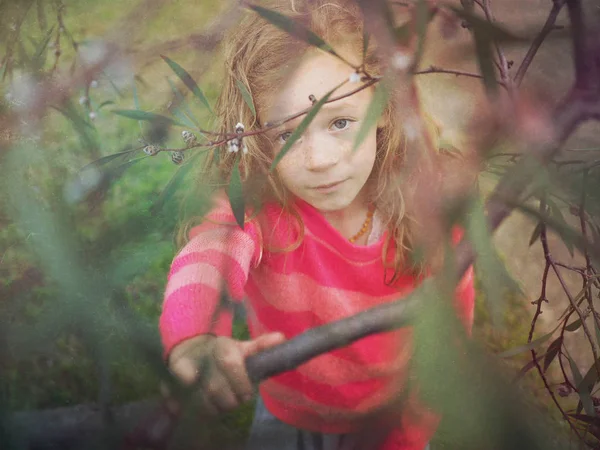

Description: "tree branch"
514 0 566 86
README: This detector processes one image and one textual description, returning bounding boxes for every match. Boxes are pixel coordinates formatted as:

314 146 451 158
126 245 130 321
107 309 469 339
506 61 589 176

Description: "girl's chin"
305 195 355 213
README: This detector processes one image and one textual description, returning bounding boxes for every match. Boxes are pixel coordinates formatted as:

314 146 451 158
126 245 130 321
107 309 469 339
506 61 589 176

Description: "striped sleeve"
159 196 262 358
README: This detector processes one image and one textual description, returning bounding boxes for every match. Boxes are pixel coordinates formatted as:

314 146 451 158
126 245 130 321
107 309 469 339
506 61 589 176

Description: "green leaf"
595 320 600 347
466 196 522 323
543 336 563 372
579 359 600 405
32 25 55 68
473 32 497 95
167 76 201 128
414 0 431 67
565 318 582 332
497 328 556 358
228 158 245 229
547 197 575 256
236 79 256 118
97 100 116 110
132 79 141 110
529 222 543 246
112 109 183 127
362 30 370 61
270 82 342 170
566 353 595 417
448 6 524 42
80 149 138 171
152 151 201 215
394 23 413 46
161 55 213 114
248 5 352 67
352 78 389 151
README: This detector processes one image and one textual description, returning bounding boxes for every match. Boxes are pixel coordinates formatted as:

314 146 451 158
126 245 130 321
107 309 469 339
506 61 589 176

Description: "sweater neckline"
293 197 386 261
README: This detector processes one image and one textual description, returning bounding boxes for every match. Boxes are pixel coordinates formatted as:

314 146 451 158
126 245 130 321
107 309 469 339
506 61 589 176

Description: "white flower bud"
89 111 97 121
143 145 159 156
181 130 197 147
235 122 245 133
171 151 185 165
242 143 248 154
90 80 99 88
392 51 412 71
79 95 89 105
228 140 239 153
349 72 361 83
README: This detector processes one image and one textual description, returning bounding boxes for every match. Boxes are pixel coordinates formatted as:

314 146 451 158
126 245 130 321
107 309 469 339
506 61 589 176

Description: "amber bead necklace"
348 204 375 244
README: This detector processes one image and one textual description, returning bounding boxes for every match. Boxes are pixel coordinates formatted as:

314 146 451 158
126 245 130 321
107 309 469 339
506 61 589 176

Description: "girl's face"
260 49 378 213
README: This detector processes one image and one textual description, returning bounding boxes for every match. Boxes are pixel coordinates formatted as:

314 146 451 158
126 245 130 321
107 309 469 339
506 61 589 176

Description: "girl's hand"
167 332 286 415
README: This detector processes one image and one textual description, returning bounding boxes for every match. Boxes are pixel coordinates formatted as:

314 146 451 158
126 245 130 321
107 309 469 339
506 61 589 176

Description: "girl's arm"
159 193 263 360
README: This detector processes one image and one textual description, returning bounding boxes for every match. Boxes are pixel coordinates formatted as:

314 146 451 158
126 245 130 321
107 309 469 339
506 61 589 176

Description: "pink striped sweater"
160 193 475 450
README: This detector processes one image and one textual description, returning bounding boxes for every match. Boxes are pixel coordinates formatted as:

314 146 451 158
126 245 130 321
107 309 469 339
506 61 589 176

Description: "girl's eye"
277 131 292 144
331 119 350 131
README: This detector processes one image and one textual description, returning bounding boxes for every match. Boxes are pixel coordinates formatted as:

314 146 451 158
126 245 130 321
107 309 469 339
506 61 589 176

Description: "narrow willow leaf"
473 33 497 95
579 359 600 404
249 5 352 67
97 100 116 110
529 222 543 246
161 55 213 114
112 109 183 127
565 319 581 331
449 6 524 42
270 84 341 171
52 102 99 154
167 77 200 127
80 149 138 171
352 79 389 151
362 30 370 61
228 158 245 229
51 104 94 130
497 328 555 358
543 336 563 372
565 318 582 332
414 0 431 67
394 23 413 47
517 202 596 265
569 413 600 426
466 196 522 323
566 353 595 417
595 320 600 347
33 25 55 65
236 79 256 118
151 151 201 215
547 197 575 256
171 109 196 130
132 79 141 110
104 70 123 98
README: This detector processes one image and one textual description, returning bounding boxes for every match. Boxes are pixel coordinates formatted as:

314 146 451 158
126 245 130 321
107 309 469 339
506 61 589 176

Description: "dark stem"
514 0 566 86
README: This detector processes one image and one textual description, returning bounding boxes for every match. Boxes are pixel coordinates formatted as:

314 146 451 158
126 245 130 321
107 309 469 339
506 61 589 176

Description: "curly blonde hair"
180 0 437 284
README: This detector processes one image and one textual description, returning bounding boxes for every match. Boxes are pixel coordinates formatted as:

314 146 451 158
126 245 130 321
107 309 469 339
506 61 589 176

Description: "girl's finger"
205 377 240 413
239 332 286 358
213 340 254 402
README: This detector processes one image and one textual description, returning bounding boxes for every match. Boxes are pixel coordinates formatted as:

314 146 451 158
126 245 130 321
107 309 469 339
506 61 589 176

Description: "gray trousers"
245 397 431 450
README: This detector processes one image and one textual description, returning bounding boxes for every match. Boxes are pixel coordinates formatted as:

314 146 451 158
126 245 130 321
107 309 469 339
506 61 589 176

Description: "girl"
159 1 475 449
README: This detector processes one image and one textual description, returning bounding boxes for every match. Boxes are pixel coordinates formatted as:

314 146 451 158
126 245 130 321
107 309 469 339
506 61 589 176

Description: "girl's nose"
304 134 341 172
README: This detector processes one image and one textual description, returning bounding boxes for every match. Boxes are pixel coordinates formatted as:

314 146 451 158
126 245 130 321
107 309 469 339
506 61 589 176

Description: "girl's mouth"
312 179 348 192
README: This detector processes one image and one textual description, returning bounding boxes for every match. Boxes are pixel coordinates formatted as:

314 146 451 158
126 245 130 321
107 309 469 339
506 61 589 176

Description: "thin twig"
514 0 566 86
415 65 507 88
